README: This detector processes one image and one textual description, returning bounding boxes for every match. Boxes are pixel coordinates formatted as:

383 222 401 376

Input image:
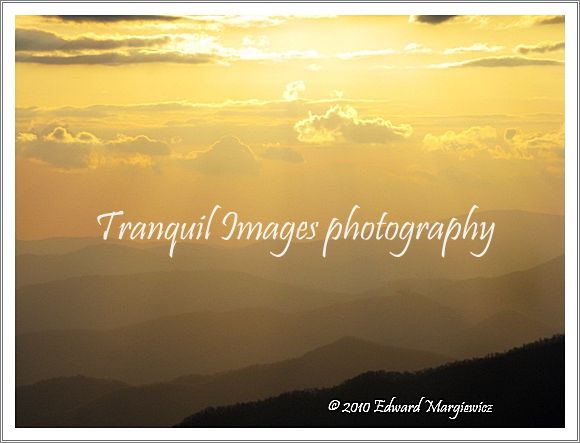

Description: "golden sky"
15 15 565 239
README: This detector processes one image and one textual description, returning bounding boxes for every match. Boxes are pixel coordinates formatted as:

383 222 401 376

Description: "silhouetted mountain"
17 293 466 385
17 270 349 332
16 210 564 292
177 336 564 428
17 337 449 427
16 376 126 427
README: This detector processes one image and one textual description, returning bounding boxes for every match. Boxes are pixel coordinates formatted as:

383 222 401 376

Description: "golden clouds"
294 105 413 144
423 126 564 165
14 14 566 236
16 127 170 169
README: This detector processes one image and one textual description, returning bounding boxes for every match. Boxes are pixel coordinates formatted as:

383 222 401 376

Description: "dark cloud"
410 15 456 25
16 28 171 52
515 41 564 55
48 15 181 23
261 146 304 163
189 136 260 175
535 15 564 25
433 56 563 68
16 50 217 65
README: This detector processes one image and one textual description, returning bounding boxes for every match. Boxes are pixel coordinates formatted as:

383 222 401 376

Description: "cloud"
16 127 170 169
430 55 563 68
16 50 219 65
443 43 504 54
515 41 565 55
491 127 564 160
107 135 170 156
336 43 430 59
535 15 565 25
294 105 412 144
403 42 432 53
48 15 182 23
337 48 396 59
16 26 322 66
410 15 456 25
423 126 498 156
241 35 269 47
423 126 564 163
260 146 304 163
188 136 260 175
17 127 95 169
16 28 171 52
501 15 565 29
183 15 287 30
283 81 306 101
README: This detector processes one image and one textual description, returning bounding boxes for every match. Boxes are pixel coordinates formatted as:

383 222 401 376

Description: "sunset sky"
15 15 565 239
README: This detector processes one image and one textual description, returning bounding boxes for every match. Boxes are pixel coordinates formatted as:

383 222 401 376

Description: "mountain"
17 254 564 336
17 337 449 427
451 310 558 357
370 255 564 329
17 237 124 255
177 336 565 428
16 376 127 427
17 293 467 385
16 270 349 333
16 210 564 291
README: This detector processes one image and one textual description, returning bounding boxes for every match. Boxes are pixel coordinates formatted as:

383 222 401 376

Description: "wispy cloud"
443 43 504 55
16 28 171 52
336 48 396 60
430 56 563 69
16 51 220 66
16 28 321 65
514 41 564 55
47 15 182 23
500 15 564 29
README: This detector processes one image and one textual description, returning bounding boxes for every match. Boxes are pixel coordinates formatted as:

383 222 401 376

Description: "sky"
15 15 565 239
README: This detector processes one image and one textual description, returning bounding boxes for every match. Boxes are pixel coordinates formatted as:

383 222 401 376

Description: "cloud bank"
16 127 170 169
423 126 564 163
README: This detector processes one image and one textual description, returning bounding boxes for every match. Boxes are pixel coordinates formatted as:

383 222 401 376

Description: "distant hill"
16 270 350 333
17 280 560 386
16 210 564 291
17 293 467 385
17 337 449 427
16 376 126 427
17 255 564 338
177 336 564 428
371 255 564 330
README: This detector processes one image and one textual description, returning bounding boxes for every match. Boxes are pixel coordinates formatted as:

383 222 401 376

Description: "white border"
2 2 578 441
